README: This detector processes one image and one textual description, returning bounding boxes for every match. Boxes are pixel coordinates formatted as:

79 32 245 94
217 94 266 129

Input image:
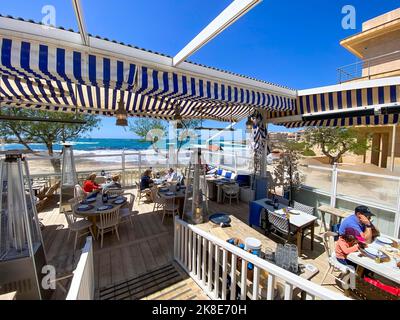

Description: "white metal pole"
391 124 397 172
138 151 142 181
330 163 338 208
121 149 126 187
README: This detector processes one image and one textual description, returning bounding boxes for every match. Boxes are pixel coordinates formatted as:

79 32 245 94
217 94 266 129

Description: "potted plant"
273 140 304 205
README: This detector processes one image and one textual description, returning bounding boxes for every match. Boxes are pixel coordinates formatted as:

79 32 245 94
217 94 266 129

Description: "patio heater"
0 151 50 299
183 147 208 224
59 144 78 214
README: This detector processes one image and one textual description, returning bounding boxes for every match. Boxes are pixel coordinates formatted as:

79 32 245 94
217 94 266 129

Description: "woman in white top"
165 168 177 182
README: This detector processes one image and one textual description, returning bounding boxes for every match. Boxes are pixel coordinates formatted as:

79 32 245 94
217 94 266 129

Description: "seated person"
102 174 122 192
338 205 376 244
165 168 177 182
140 169 154 190
140 169 154 201
335 228 362 267
83 173 102 193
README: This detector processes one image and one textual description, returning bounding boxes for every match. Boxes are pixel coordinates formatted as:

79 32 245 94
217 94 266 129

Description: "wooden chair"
162 198 179 224
293 201 316 250
320 231 355 292
35 180 61 213
74 184 87 202
135 181 151 204
151 186 165 212
222 184 240 205
64 211 94 251
95 206 121 248
104 188 124 197
119 193 138 226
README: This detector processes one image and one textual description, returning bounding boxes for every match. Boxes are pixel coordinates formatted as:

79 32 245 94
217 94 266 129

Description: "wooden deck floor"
38 189 343 300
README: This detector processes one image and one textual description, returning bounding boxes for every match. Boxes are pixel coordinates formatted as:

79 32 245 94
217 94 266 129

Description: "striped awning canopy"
0 16 297 122
268 78 400 128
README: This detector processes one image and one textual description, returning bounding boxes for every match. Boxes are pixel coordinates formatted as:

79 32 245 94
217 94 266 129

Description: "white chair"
320 231 355 291
222 184 240 205
162 198 179 224
74 184 87 202
64 211 94 251
96 207 121 248
119 193 138 226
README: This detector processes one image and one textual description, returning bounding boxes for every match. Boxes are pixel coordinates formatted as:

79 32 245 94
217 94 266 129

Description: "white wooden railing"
66 237 95 300
174 217 349 300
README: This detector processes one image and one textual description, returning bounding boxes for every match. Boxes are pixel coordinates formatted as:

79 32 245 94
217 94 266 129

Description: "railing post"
121 149 126 187
330 163 338 208
234 151 238 173
138 151 142 182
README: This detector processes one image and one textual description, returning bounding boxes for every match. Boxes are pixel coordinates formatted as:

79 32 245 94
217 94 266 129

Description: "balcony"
337 51 400 83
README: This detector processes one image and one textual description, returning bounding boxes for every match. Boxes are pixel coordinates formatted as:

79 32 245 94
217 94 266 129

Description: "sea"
0 138 248 160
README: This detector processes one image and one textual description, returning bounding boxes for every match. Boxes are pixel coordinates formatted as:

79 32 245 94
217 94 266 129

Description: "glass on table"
275 244 284 267
264 248 275 262
287 244 299 273
282 244 292 270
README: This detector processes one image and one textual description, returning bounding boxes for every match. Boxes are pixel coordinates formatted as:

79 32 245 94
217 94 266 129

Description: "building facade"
340 8 400 170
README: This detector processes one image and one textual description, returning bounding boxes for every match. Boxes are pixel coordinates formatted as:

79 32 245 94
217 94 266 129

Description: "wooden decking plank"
97 250 112 289
110 248 125 286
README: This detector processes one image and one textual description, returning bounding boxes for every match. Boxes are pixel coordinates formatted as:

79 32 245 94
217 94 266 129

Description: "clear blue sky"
1 1 399 138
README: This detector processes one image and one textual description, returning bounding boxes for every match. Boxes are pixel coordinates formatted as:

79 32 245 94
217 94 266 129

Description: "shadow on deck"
38 191 344 300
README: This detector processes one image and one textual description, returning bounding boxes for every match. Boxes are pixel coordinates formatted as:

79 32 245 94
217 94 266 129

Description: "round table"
73 193 126 236
157 185 187 217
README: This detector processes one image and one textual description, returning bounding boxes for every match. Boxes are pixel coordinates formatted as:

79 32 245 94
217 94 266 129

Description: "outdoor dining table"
72 192 127 236
347 236 400 286
196 214 319 299
206 176 236 203
318 205 352 234
249 198 318 254
157 186 187 217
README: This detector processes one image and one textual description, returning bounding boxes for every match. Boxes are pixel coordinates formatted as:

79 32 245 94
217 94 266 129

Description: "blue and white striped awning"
268 81 400 127
0 74 252 121
136 66 295 111
0 19 297 122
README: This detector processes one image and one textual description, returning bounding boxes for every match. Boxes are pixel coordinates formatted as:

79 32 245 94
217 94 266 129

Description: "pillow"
225 171 232 179
207 168 217 175
217 169 223 176
231 173 237 180
236 175 250 187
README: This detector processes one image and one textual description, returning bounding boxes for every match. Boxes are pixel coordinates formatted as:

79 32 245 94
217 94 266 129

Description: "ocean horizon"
0 138 248 154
